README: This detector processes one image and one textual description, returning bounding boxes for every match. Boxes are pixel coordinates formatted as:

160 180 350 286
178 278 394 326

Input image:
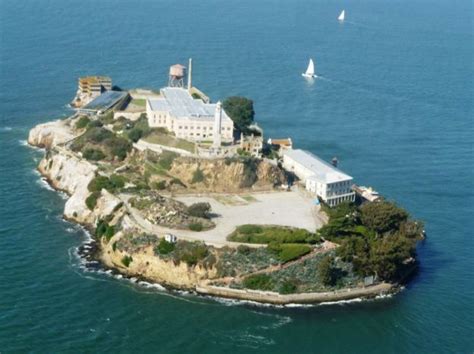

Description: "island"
28 60 424 305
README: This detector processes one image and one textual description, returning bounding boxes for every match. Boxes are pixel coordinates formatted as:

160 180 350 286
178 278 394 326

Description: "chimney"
187 58 193 92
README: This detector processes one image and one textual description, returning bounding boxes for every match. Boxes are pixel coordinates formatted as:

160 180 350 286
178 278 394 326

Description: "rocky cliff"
28 118 77 149
169 157 285 192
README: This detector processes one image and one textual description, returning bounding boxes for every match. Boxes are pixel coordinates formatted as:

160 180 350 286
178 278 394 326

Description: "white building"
282 149 355 207
146 87 233 143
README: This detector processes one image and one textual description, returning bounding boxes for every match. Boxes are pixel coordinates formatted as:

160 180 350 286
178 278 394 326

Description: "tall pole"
188 58 193 92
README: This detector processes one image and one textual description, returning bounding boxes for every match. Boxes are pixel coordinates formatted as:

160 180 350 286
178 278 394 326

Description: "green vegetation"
82 148 106 161
125 116 151 142
121 255 133 267
228 225 320 244
96 220 115 242
143 131 195 153
88 174 127 193
85 191 101 210
157 151 179 170
155 238 175 255
75 116 90 129
191 168 205 184
279 279 299 294
189 222 203 232
268 243 312 263
130 98 146 107
70 127 132 161
152 180 167 190
223 96 255 133
187 202 211 219
173 241 209 266
319 201 423 281
242 274 273 291
318 255 338 286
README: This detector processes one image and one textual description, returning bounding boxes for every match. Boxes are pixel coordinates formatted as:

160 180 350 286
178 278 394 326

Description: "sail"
306 59 315 76
338 10 345 21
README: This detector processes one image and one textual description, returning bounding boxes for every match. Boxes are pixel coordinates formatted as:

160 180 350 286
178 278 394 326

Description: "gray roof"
148 87 231 122
81 91 128 112
284 149 353 184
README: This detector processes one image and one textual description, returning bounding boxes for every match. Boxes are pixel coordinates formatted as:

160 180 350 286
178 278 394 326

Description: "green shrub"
152 180 167 190
237 245 252 255
128 128 144 142
268 243 311 263
85 191 101 210
187 202 211 218
82 148 106 161
156 238 175 255
158 151 178 170
121 255 133 267
88 175 125 193
242 273 273 291
109 174 126 189
108 136 132 160
87 120 104 129
170 178 186 187
279 279 298 294
174 241 208 266
189 222 203 232
318 255 337 286
191 168 205 183
75 116 90 129
95 220 115 242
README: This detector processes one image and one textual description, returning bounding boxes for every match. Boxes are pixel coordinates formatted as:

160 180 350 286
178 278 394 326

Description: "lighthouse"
213 101 222 148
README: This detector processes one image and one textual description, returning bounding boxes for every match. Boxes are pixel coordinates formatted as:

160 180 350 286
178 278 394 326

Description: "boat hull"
302 73 317 78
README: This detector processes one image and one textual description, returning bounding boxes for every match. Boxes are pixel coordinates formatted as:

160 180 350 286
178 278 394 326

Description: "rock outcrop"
169 157 285 192
28 118 77 149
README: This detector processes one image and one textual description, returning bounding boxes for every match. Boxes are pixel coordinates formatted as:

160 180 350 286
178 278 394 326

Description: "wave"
0 127 13 132
36 177 55 191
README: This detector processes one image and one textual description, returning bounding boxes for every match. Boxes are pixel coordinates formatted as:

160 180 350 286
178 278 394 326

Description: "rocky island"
28 65 424 305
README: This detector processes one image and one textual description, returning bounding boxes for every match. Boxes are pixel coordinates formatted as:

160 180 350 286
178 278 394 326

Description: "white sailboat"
338 10 345 21
302 58 317 78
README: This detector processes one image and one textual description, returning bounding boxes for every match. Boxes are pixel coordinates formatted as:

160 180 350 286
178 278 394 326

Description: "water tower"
168 64 187 87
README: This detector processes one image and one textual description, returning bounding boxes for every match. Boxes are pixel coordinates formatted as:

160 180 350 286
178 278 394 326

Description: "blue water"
1 0 473 352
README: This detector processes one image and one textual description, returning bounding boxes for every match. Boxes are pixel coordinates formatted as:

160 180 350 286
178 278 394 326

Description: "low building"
72 76 112 107
164 233 177 243
282 149 355 207
268 138 292 150
146 87 234 143
353 185 381 202
240 133 263 157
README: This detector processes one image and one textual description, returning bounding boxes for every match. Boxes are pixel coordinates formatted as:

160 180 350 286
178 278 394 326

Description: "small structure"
240 133 263 157
268 138 293 156
164 233 177 243
352 185 381 202
169 64 186 88
282 149 355 207
72 76 112 107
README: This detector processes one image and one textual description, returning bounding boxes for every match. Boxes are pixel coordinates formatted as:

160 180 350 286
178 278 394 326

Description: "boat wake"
0 126 13 132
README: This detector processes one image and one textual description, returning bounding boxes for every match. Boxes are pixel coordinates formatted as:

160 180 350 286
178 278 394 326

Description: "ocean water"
0 0 472 352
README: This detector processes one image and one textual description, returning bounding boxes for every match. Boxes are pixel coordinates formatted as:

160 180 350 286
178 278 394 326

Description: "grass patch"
143 131 196 153
130 98 146 107
268 243 312 263
228 225 320 244
155 238 176 255
191 168 205 184
189 222 203 232
121 255 133 267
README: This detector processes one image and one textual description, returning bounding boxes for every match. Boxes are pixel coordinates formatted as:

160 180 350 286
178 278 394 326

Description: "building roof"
79 76 112 85
269 138 292 147
284 149 353 184
81 91 128 112
148 88 232 122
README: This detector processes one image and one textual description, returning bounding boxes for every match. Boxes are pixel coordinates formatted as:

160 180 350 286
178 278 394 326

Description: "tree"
187 202 211 218
223 96 255 133
360 201 408 234
318 255 337 286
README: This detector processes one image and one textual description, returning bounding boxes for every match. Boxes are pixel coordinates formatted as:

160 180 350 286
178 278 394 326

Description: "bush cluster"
96 220 115 242
242 274 273 291
83 148 106 161
85 191 101 210
191 168 205 184
229 225 320 244
187 202 211 219
88 174 126 193
156 238 175 255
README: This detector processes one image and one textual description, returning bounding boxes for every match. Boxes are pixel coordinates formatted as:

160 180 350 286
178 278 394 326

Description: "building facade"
282 149 355 207
146 88 233 143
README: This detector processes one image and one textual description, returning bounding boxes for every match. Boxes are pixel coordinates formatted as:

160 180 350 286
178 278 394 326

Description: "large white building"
282 149 355 207
146 87 234 143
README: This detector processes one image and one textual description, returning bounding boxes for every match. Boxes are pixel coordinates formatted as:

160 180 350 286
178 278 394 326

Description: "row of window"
177 125 231 131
